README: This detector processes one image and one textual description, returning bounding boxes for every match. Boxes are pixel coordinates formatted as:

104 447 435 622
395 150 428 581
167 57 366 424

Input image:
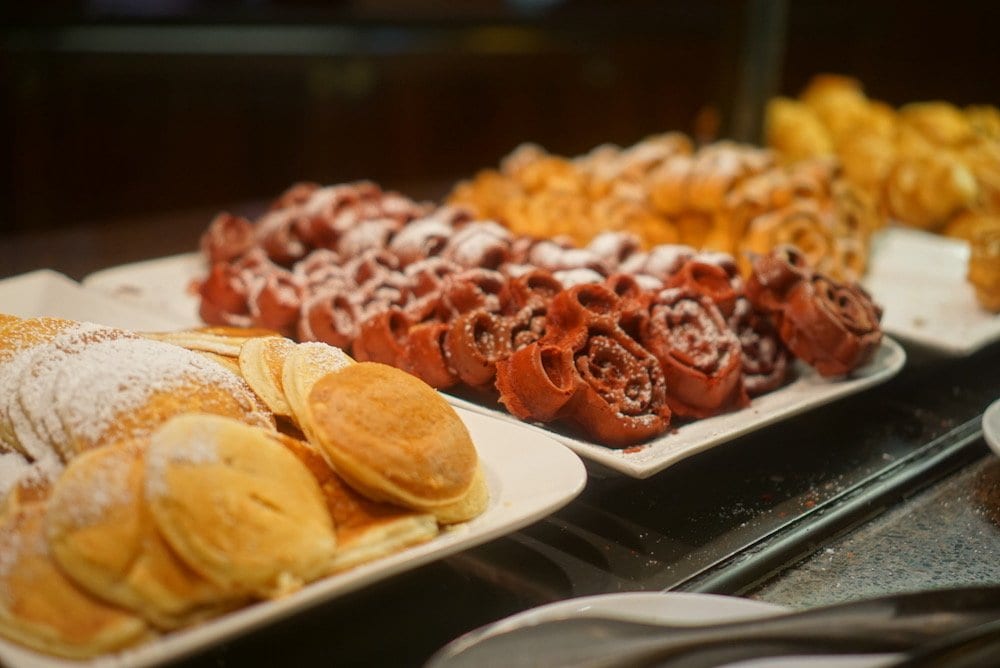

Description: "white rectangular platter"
0 270 588 668
862 226 1000 355
83 254 907 479
450 338 904 478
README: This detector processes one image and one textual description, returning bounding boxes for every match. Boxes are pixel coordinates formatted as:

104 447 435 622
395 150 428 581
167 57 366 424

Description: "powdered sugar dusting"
51 337 265 451
18 323 128 462
0 452 33 501
145 420 220 498
295 341 354 373
55 446 137 528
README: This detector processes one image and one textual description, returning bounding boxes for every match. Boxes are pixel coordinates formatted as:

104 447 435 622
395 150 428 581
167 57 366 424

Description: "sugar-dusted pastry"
885 149 979 230
968 221 1000 312
799 74 874 144
899 101 976 148
966 105 1000 142
0 501 150 659
961 139 1000 213
271 434 439 573
46 442 236 629
145 414 336 598
739 199 841 279
766 97 834 162
305 362 487 524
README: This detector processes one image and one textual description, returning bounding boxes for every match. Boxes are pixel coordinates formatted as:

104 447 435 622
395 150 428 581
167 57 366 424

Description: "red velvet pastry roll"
293 249 346 291
388 218 454 265
745 245 813 314
746 247 883 377
586 230 643 269
200 212 255 264
438 269 507 317
665 257 741 318
728 297 789 396
502 269 563 312
298 289 363 349
495 343 579 422
444 309 513 389
545 284 622 334
197 261 252 324
567 326 671 447
344 248 401 287
404 257 462 298
603 273 652 341
400 321 459 389
352 307 412 368
641 287 747 418
269 181 321 210
777 274 883 377
442 221 512 270
255 208 311 266
247 268 303 336
507 304 548 351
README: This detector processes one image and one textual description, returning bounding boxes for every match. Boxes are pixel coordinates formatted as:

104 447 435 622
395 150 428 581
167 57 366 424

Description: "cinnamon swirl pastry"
641 287 747 418
747 247 882 377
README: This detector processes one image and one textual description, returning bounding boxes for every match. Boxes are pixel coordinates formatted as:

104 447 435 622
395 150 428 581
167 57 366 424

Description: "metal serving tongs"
425 586 1000 668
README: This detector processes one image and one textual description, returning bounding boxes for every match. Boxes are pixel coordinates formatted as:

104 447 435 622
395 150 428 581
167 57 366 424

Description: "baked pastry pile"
766 74 1000 311
447 135 878 282
0 315 485 659
196 182 884 447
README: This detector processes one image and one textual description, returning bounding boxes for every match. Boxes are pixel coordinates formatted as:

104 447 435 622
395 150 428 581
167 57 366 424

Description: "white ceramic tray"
451 339 904 478
0 270 588 668
863 227 1000 355
0 269 182 331
446 592 896 668
83 253 907 479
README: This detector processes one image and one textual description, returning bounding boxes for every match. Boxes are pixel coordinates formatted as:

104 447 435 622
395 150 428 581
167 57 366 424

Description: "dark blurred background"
2 0 999 235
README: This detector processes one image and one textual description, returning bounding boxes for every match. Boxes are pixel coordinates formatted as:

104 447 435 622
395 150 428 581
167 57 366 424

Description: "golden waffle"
0 501 150 659
305 362 487 523
145 414 336 598
238 336 297 417
270 433 438 573
280 341 355 438
46 442 236 630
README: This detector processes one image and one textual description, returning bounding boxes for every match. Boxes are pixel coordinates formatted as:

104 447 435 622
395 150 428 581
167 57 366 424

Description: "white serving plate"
0 410 586 668
441 591 896 668
83 253 907 479
0 270 588 668
863 227 1000 355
